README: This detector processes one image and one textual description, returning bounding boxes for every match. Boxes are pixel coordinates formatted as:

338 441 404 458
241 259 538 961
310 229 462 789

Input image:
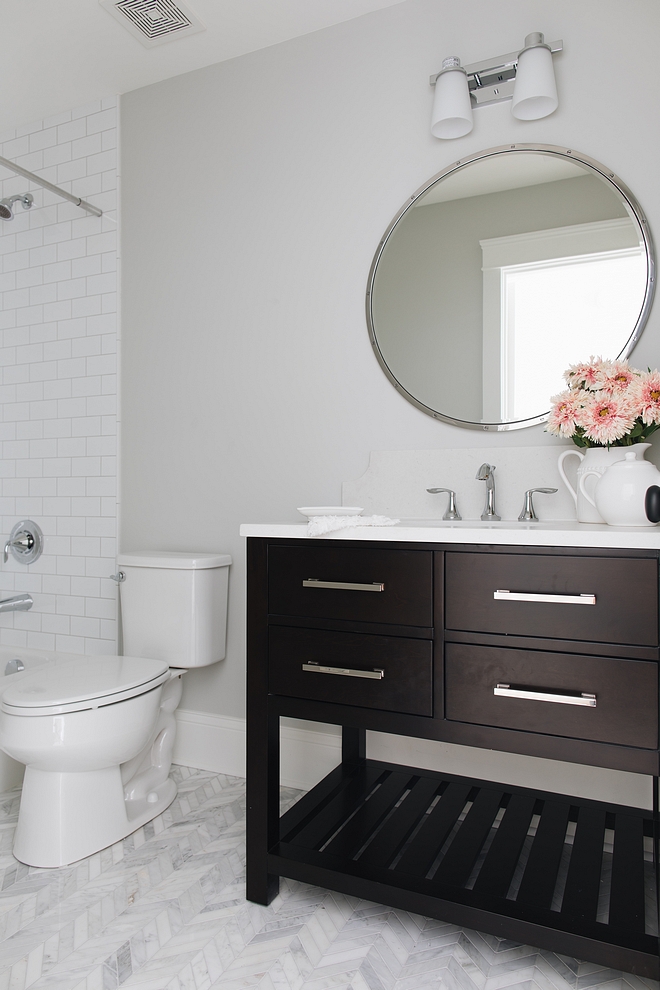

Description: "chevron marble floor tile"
0 767 657 990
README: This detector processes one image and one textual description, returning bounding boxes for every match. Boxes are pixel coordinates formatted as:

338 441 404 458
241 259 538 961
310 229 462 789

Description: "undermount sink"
397 518 578 530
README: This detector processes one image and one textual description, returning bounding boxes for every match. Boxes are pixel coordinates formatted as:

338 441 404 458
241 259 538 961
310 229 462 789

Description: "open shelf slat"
273 759 659 978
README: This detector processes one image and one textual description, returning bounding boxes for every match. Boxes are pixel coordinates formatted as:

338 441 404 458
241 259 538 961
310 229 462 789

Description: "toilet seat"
1 655 170 717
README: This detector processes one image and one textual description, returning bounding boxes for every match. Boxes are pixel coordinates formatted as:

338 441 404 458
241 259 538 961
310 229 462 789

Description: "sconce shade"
431 60 473 139
511 42 558 120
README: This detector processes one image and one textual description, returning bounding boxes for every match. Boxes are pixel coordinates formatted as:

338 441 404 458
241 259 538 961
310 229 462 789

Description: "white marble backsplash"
343 446 582 523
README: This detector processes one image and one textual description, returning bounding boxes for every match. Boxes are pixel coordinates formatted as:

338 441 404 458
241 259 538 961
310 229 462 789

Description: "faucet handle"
518 487 558 522
3 534 33 563
427 488 462 521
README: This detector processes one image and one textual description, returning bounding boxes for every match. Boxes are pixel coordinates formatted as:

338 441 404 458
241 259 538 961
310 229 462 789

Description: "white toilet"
0 551 230 868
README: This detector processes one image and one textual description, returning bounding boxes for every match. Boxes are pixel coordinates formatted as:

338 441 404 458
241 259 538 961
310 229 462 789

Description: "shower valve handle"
3 533 34 563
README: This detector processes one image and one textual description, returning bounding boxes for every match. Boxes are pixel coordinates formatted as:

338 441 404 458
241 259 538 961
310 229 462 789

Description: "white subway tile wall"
0 98 118 655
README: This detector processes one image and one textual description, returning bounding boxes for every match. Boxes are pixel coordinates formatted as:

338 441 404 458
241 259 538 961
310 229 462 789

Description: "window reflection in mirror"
369 148 653 430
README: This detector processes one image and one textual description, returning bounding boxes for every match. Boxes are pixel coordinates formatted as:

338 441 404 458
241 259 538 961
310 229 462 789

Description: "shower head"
0 193 33 221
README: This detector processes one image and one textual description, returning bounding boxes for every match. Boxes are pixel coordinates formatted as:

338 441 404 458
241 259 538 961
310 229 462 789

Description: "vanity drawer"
269 625 433 715
445 552 658 646
268 545 433 627
445 643 658 748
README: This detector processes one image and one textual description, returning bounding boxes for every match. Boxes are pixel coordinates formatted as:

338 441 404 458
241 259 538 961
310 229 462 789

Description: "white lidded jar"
116 551 232 667
579 451 660 527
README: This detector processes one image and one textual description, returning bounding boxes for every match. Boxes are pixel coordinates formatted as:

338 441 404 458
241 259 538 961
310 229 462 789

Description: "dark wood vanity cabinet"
246 537 660 978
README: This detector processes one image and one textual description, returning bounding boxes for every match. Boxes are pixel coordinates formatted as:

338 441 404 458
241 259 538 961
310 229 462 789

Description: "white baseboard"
174 709 653 808
173 710 248 778
173 709 341 790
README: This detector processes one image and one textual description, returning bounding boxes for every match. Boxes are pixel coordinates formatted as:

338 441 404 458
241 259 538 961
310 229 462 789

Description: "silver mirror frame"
366 144 656 431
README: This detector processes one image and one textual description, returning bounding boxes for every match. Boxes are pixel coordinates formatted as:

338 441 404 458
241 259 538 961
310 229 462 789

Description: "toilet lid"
1 655 170 716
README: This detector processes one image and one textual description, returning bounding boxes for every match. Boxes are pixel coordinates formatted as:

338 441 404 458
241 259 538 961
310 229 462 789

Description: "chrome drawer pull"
303 578 385 592
302 662 384 680
494 683 597 707
494 590 596 606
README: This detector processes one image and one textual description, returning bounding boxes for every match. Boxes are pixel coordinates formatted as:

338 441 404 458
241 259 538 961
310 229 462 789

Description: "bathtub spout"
0 593 33 613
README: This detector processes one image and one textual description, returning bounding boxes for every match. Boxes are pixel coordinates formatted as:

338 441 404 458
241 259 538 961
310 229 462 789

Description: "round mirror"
367 144 655 430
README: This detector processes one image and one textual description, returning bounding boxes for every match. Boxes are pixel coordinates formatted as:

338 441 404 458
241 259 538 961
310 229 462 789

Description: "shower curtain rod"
0 154 103 218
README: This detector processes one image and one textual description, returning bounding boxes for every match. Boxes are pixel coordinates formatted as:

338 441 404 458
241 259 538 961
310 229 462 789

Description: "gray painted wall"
120 0 660 763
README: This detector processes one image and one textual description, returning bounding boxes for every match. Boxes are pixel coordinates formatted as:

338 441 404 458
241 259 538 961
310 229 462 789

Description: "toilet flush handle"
5 657 25 675
110 571 126 583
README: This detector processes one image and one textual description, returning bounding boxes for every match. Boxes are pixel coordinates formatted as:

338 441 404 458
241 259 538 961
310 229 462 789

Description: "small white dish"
297 506 363 519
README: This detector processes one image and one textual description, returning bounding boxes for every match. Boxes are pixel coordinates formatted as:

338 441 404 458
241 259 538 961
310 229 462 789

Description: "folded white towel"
307 514 399 537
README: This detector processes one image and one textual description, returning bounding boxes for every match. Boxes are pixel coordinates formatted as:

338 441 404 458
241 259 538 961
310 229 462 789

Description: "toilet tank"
116 552 231 668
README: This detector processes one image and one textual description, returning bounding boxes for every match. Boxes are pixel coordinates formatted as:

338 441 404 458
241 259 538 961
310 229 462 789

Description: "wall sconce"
430 32 562 139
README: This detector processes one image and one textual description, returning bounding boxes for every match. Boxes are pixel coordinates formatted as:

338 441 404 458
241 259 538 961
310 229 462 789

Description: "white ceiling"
3 0 406 135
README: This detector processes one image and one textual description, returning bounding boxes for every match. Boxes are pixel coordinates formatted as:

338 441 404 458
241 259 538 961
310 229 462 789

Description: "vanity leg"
246 709 280 905
246 537 279 905
342 726 366 763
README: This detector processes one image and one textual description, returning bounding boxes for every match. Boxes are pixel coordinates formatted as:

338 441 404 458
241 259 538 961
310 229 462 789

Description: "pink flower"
547 390 583 438
638 370 660 425
563 356 607 391
548 356 660 445
598 359 640 395
582 392 637 444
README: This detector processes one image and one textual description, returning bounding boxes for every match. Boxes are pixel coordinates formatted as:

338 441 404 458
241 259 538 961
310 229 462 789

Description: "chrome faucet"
476 463 500 521
0 593 32 614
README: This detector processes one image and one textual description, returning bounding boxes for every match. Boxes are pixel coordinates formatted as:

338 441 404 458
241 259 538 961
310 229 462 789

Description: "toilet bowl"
0 551 231 868
0 654 171 867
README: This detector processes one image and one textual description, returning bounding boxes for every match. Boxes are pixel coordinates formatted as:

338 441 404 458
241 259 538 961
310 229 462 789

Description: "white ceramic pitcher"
557 444 649 523
579 448 660 526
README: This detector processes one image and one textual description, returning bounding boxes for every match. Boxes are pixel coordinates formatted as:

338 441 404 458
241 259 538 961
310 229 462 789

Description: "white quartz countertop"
239 520 660 550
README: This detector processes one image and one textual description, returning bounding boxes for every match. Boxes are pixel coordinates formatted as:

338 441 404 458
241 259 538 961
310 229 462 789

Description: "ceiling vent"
99 0 205 47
